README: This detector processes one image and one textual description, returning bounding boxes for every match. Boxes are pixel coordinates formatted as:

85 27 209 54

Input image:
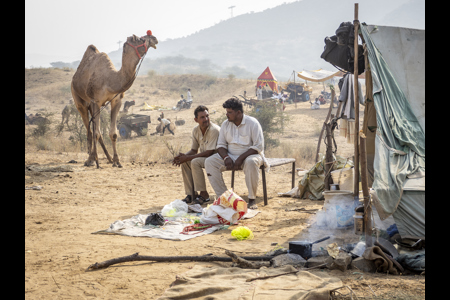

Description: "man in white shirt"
172 106 220 205
187 89 192 101
205 98 267 209
256 86 263 100
157 117 175 135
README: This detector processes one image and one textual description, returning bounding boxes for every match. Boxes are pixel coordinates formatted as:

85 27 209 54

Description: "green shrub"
247 102 289 149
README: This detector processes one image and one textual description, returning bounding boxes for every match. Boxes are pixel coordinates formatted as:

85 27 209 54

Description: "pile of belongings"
279 154 353 200
140 102 170 111
93 191 258 241
201 189 248 225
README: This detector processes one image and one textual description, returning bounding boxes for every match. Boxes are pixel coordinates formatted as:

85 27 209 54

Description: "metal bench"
191 158 296 206
230 158 296 206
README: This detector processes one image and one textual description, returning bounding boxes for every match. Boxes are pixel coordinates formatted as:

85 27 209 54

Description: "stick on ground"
86 252 274 271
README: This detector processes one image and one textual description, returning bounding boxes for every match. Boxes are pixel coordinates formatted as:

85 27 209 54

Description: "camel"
123 100 135 113
71 31 158 168
61 100 77 128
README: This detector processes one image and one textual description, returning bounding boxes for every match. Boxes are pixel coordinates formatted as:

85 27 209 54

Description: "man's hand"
232 149 258 170
224 156 234 170
177 153 189 165
172 153 184 167
233 157 243 170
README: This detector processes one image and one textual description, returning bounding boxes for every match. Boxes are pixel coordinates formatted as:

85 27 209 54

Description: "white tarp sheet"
362 24 425 238
364 25 425 132
297 69 340 82
92 209 260 241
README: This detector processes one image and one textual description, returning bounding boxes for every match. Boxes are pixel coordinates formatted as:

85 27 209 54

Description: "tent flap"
361 24 425 238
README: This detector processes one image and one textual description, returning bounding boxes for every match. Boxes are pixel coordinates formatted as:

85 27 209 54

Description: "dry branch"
225 250 270 269
245 263 329 282
86 252 274 271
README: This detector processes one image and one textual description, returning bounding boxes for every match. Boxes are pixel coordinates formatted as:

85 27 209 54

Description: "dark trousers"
163 124 174 135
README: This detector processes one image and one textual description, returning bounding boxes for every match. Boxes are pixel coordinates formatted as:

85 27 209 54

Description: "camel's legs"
109 94 123 168
88 105 113 164
72 86 95 166
89 102 101 168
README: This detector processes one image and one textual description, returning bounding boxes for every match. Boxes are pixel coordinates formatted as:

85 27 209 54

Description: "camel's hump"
86 44 99 54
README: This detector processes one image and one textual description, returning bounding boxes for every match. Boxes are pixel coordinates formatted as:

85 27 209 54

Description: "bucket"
331 167 354 191
322 190 358 229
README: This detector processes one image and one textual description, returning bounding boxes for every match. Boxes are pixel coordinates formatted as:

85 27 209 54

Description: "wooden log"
86 252 275 271
315 88 336 163
324 122 334 190
360 132 373 248
225 250 270 269
353 4 360 197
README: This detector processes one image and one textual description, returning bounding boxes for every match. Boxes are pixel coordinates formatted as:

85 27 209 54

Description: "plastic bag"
161 199 189 217
200 189 247 225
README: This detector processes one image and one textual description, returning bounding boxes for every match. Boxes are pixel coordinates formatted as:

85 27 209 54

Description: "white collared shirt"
160 118 170 126
217 114 264 157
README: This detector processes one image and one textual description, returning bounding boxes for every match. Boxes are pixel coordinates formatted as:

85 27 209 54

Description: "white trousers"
181 157 207 195
204 153 263 199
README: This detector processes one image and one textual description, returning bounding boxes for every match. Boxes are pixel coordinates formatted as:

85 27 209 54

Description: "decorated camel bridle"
126 30 153 59
126 41 148 59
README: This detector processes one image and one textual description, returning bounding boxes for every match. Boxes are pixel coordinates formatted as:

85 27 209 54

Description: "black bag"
145 213 165 226
320 22 365 75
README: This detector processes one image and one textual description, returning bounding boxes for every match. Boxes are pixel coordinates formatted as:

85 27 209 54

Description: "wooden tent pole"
360 132 373 247
353 3 360 198
315 88 335 163
324 122 333 190
293 70 297 108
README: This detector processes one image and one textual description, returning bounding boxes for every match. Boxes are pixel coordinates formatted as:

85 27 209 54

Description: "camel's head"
142 30 158 50
125 32 158 59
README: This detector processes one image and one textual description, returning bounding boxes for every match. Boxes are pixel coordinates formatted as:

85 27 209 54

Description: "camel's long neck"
112 48 141 94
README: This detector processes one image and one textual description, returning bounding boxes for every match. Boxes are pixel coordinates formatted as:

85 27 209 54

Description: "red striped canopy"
257 66 278 93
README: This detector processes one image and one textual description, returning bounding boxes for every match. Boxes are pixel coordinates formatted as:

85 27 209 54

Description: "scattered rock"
329 252 352 272
305 255 333 269
271 253 306 268
351 257 377 273
25 185 42 190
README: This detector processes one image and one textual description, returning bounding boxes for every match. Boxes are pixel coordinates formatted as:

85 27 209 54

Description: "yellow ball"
231 226 254 241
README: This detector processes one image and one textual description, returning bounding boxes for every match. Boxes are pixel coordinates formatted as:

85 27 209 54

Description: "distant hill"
52 0 424 81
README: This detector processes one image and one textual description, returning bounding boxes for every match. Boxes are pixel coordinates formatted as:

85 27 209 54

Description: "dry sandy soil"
25 69 425 299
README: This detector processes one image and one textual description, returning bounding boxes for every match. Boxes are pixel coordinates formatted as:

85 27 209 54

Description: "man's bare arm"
217 147 234 170
234 149 258 170
175 149 216 165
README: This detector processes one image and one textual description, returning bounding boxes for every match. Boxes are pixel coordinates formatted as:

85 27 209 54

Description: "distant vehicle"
176 99 192 110
283 82 313 102
117 113 151 139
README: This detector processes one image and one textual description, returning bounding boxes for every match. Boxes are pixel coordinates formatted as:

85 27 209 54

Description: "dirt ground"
25 71 424 299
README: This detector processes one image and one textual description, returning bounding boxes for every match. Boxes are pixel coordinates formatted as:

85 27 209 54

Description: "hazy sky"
25 0 297 66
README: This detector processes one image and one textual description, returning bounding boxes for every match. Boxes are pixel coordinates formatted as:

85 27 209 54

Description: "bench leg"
261 166 267 206
292 161 296 189
231 170 235 190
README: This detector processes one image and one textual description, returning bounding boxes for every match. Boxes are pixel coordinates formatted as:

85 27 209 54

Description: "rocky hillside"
52 0 424 80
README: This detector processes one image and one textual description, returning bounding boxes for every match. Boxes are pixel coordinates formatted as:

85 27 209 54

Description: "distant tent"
297 69 340 82
257 67 278 92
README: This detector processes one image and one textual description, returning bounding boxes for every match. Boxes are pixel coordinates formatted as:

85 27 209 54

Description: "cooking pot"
289 236 330 260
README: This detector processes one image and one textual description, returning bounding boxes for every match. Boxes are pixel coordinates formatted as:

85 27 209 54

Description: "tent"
360 24 425 238
257 66 279 92
297 69 340 82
